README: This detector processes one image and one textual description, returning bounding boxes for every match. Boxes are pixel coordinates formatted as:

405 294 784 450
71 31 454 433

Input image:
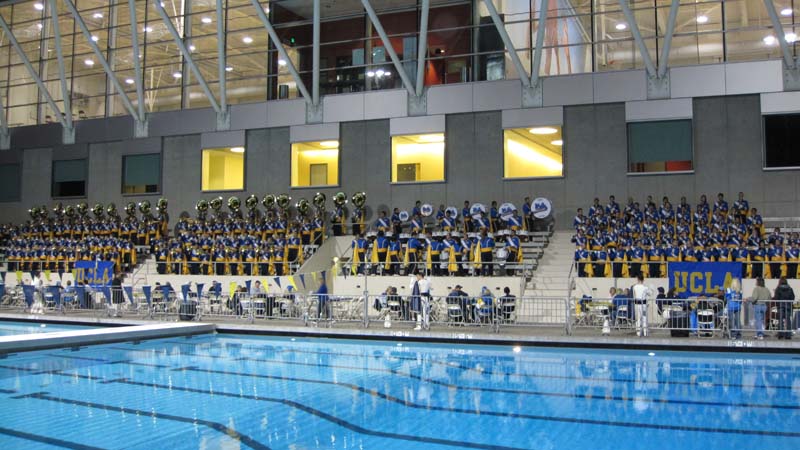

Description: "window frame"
0 162 22 203
501 126 567 181
200 147 247 193
762 112 800 172
289 141 342 190
121 153 163 196
626 119 695 176
389 133 447 185
51 158 89 199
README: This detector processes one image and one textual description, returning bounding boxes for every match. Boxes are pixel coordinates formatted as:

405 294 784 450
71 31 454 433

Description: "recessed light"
230 146 245 153
91 35 99 42
277 59 287 66
144 26 153 33
384 71 391 76
34 3 44 11
189 44 196 52
696 15 708 24
786 32 798 43
376 69 385 77
37 23 43 30
125 78 135 85
84 59 94 66
615 23 627 30
763 35 777 45
366 70 375 77
201 17 212 24
225 66 233 72
242 36 253 44
529 127 558 135
551 139 563 146
93 12 103 19
172 72 182 79
319 141 339 148
781 8 793 16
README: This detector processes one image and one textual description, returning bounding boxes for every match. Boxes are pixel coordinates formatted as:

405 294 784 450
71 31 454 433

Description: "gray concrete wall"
2 94 798 228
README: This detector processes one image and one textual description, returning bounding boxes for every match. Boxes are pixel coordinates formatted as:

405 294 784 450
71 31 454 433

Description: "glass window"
122 153 161 194
201 147 245 191
291 141 340 187
503 127 564 178
52 159 88 198
0 163 21 202
627 120 693 173
764 113 800 168
391 133 445 183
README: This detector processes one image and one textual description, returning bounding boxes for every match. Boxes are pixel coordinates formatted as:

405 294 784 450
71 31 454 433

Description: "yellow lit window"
201 147 245 191
291 141 340 187
391 133 445 183
503 127 564 178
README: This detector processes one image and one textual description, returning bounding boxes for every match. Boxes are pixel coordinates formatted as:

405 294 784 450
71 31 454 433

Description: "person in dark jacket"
773 277 795 340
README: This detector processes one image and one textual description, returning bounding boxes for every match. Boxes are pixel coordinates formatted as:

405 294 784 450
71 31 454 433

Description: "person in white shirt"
409 271 431 330
250 280 265 296
632 273 652 337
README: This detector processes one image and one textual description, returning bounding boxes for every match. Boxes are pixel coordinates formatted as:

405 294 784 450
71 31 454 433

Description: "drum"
518 230 530 237
366 231 377 238
451 231 462 238
440 250 450 261
399 233 410 240
496 248 509 260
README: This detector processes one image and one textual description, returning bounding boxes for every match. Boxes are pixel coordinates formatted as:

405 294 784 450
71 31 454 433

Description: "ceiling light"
242 36 253 44
781 8 793 16
34 3 44 11
376 69 385 77
37 23 43 30
144 26 153 33
763 35 777 45
786 32 798 43
84 59 94 66
91 35 99 42
319 141 339 148
384 71 391 76
418 134 444 143
93 12 103 19
551 139 563 146
201 17 212 24
277 59 287 66
366 70 375 77
172 71 182 79
225 66 233 72
230 146 245 153
125 78 135 85
529 126 558 135
189 44 196 52
696 15 708 24
264 6 270 14
615 23 627 31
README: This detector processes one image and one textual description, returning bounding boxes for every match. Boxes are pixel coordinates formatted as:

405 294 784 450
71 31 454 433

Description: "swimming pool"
0 320 93 337
0 334 797 450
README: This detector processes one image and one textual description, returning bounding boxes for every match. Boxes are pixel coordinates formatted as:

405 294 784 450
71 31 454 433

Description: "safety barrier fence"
573 260 800 279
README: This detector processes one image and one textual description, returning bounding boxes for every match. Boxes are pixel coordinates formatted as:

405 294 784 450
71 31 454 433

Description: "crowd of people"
572 192 800 279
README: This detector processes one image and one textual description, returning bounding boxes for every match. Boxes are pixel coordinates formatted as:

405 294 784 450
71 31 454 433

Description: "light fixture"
551 139 563 146
34 3 44 11
242 36 253 44
264 6 270 14
277 59 287 66
225 66 233 72
785 32 798 43
37 23 43 30
366 70 375 77
384 71 391 76
512 346 522 353
91 35 99 42
144 26 153 33
615 23 627 31
201 16 212 24
376 69 385 77
93 12 103 19
319 140 339 148
696 15 708 24
84 59 94 66
418 133 444 143
189 44 196 52
125 78 135 85
230 146 245 153
529 126 558 135
781 8 793 16
763 35 777 45
648 352 656 356
172 71 182 79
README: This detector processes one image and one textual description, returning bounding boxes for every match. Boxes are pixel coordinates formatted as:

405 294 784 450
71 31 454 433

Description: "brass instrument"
92 203 104 218
106 203 118 217
296 198 310 216
52 202 64 217
312 192 326 209
209 197 223 212
125 202 136 217
196 199 209 214
28 207 39 220
157 197 168 213
137 200 151 216
262 194 276 210
351 192 366 208
228 196 241 213
333 191 347 207
277 194 291 210
245 194 259 210
65 205 76 218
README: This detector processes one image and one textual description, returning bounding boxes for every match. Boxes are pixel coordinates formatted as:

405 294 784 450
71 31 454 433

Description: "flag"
229 282 237 299
351 246 360 275
245 280 252 293
142 286 152 305
196 283 204 298
273 277 282 289
43 270 51 281
298 274 306 290
287 276 297 292
123 286 134 304
181 284 191 303
16 271 23 282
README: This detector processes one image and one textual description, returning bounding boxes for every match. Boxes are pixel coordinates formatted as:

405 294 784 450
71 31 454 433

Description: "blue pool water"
0 334 798 450
0 320 93 336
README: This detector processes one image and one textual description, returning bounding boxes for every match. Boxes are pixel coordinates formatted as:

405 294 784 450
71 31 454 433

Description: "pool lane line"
45 353 169 368
110 374 800 440
0 425 106 450
107 378 530 450
14 392 271 450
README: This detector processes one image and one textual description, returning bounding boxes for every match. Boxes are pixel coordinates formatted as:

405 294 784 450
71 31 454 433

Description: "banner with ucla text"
74 261 115 287
668 262 741 298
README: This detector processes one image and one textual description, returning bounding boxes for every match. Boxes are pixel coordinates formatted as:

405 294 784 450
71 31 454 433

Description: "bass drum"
532 198 553 219
496 248 509 260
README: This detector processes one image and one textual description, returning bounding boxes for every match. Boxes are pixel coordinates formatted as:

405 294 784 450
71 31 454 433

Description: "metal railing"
340 260 533 278
572 260 800 278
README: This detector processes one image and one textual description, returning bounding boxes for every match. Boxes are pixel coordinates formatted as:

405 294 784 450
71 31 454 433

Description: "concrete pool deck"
1 311 798 353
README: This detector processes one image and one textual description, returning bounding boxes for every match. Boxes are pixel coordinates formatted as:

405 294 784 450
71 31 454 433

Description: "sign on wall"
74 261 115 287
668 262 741 298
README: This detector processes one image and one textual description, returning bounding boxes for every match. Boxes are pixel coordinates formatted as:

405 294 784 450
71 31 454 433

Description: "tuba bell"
137 200 151 216
228 196 241 212
125 202 136 217
277 194 291 210
245 194 259 210
65 205 76 218
196 199 209 214
312 192 326 209
106 202 118 217
296 198 309 216
157 198 168 213
209 197 223 212
78 202 89 217
333 191 347 207
92 203 104 218
52 202 64 217
28 206 39 220
262 194 275 210
352 192 366 208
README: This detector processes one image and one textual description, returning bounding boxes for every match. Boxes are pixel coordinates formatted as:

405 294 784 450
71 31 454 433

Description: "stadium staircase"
522 231 574 323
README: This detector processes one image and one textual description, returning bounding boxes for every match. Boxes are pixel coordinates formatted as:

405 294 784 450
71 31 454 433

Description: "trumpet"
277 194 291 210
313 192 326 209
333 191 347 207
351 192 366 208
262 194 276 210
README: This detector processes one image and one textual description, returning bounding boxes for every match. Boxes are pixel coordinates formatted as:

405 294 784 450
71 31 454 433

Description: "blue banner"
74 261 115 287
669 262 741 298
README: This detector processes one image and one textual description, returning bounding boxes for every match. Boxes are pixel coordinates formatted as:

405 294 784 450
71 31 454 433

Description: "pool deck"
2 311 799 353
